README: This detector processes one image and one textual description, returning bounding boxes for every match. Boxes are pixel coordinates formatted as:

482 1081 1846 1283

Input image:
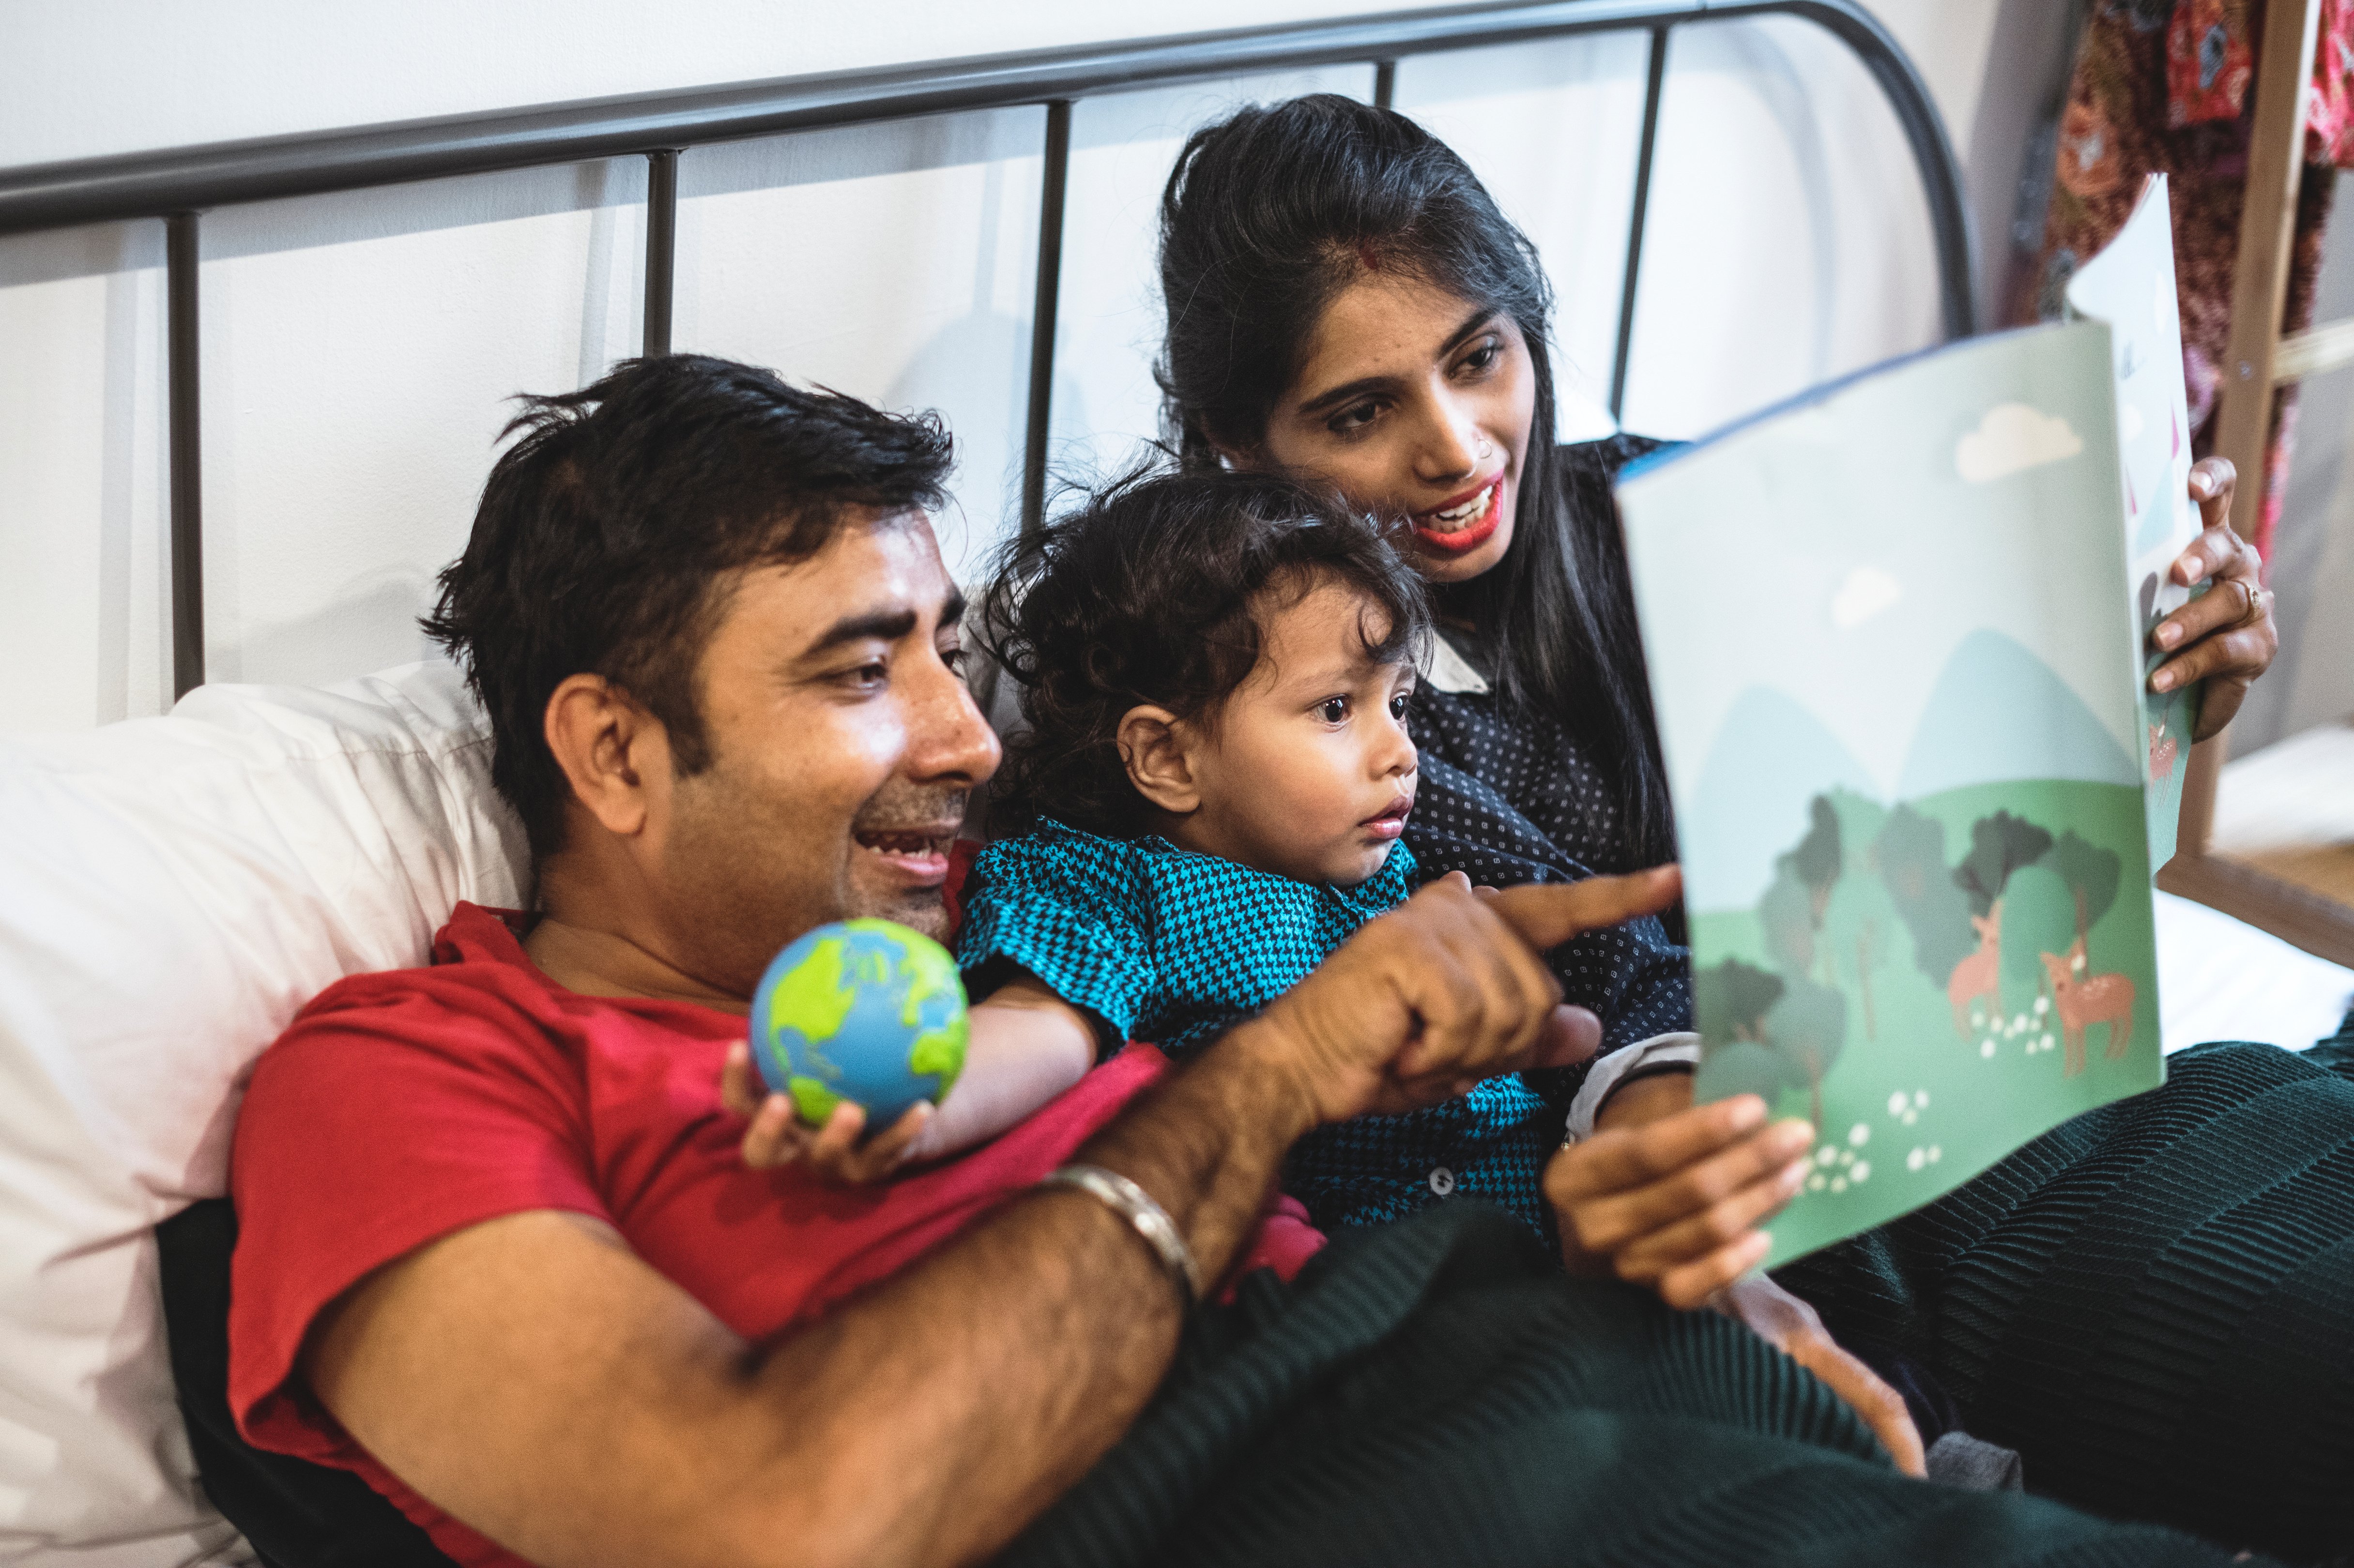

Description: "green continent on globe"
786 1075 848 1126
762 933 857 1091
888 926 969 1098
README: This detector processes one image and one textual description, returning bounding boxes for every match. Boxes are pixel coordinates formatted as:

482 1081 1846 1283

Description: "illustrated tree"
1693 959 1839 1121
1791 795 1843 929
1823 856 1901 1041
1952 810 2055 917
2039 830 2122 947
1998 862 2078 1015
1874 804 1976 984
1760 796 1843 986
1695 958 1785 1047
1763 977 1847 1127
1759 863 1816 978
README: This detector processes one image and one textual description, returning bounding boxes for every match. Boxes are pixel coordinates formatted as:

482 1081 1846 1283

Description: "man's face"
656 511 998 995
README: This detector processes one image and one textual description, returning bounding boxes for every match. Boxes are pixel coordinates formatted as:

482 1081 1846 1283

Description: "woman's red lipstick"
1410 477 1502 556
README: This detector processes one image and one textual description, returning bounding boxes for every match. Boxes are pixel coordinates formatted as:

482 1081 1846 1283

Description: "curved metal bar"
1712 0 1978 338
0 0 1973 335
5 0 1976 702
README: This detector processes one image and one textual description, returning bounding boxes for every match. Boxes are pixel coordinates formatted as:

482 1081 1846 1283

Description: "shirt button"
1428 1166 1456 1197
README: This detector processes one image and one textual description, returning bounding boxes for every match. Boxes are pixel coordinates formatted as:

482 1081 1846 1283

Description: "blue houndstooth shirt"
955 819 1565 1239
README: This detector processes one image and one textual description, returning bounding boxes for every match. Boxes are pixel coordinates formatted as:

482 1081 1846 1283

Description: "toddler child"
951 466 1579 1238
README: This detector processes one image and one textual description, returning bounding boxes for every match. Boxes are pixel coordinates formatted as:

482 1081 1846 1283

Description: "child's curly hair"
979 465 1430 838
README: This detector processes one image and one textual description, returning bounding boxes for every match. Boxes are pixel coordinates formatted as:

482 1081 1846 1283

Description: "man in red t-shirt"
226 357 1678 1568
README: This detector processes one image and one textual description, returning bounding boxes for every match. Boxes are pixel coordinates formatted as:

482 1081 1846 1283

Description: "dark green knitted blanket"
1783 1034 2354 1566
1005 1202 2262 1568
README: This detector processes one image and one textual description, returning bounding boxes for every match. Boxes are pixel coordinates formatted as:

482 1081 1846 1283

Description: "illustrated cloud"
1830 565 1903 629
1955 402 2083 483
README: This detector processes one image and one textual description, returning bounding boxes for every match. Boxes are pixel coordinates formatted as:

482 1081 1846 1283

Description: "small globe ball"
749 919 969 1129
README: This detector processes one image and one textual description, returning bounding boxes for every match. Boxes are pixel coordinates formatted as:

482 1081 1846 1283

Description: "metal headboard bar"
1607 24 1673 422
0 0 1972 700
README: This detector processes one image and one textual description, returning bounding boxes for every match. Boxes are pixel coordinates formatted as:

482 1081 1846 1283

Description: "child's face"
1130 576 1419 886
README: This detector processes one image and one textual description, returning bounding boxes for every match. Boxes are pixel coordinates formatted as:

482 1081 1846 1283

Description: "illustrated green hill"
1690 776 2158 1263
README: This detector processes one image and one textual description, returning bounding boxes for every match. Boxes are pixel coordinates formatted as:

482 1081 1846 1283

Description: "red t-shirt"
228 901 1320 1566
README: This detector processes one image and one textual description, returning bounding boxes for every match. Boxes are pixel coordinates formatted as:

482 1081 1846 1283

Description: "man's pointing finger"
1485 866 1682 952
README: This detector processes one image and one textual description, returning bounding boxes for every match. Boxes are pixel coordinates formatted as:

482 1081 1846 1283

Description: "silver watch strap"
1039 1163 1200 1308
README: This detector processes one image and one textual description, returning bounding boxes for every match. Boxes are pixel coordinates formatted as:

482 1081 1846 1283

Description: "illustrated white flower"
1888 1092 1908 1116
1957 403 2084 483
1850 1124 1870 1147
1851 1161 1870 1183
1907 1148 1926 1172
1981 1041 1996 1058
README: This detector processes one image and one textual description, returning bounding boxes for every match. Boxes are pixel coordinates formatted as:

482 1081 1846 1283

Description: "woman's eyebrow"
1293 307 1500 417
1296 373 1395 418
1438 306 1499 355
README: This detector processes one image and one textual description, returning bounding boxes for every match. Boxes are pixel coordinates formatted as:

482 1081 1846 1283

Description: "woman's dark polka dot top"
1403 438 1695 1115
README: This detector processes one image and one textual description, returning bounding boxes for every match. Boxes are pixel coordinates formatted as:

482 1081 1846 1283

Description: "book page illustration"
2063 172 2203 870
1618 322 2167 1264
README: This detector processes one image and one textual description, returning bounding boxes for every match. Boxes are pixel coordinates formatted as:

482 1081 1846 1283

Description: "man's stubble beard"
845 777 971 942
665 758 970 996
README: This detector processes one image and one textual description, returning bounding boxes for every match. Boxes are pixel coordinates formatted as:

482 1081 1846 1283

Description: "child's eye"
1389 692 1412 723
1315 697 1350 724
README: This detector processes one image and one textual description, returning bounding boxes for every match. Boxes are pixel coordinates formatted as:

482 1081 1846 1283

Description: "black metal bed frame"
0 0 1974 700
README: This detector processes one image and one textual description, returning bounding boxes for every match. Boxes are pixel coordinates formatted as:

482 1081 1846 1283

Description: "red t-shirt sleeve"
227 964 610 1461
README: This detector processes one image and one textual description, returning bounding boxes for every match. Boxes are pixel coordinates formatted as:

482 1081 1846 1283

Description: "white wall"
0 0 2039 732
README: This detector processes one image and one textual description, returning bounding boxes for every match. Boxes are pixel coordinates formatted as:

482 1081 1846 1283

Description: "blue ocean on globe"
749 918 969 1129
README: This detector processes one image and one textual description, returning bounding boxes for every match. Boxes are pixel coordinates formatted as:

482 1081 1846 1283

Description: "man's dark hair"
1157 93 1676 869
980 465 1428 838
422 354 954 858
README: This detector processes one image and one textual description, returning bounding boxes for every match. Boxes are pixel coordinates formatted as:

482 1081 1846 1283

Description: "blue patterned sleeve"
954 826 1157 1056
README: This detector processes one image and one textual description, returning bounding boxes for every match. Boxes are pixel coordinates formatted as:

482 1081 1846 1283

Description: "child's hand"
720 1041 934 1183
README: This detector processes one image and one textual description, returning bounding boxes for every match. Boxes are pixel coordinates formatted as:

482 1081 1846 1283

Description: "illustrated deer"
2038 937 2136 1077
2148 720 2179 782
1946 904 2002 1039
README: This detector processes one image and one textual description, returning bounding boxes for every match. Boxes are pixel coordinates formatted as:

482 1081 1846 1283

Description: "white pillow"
0 661 527 1566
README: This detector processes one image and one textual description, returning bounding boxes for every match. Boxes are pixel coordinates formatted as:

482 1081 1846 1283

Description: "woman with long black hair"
1155 93 2354 1561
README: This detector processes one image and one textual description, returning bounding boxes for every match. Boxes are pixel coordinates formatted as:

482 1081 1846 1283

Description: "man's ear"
543 673 671 839
1116 704 1201 816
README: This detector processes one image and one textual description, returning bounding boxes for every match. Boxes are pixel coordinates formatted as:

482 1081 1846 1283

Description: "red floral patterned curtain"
2016 0 2354 563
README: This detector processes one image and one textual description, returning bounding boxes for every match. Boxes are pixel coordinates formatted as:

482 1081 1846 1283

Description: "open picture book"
1615 175 2203 1264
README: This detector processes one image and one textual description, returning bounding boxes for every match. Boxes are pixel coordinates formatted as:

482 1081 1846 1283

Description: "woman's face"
1251 274 1537 585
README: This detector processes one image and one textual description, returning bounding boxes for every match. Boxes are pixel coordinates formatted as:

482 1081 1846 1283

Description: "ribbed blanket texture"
1783 1034 2354 1565
1006 1200 2263 1567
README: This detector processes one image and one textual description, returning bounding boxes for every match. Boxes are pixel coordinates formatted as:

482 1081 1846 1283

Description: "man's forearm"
741 1018 1316 1568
